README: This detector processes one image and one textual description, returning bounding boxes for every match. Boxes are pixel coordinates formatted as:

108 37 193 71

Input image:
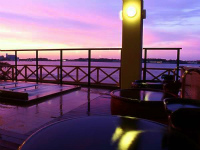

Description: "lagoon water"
5 60 200 68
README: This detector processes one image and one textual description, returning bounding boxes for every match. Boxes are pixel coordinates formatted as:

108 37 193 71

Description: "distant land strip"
2 58 200 64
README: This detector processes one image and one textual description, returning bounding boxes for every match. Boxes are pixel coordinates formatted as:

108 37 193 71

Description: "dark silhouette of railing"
0 48 121 87
0 64 178 86
142 68 176 81
0 48 182 87
143 48 182 81
0 64 120 86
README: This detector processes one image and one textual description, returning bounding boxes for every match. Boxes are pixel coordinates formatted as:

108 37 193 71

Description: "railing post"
36 50 39 83
57 66 60 83
88 50 91 86
25 65 27 81
176 48 180 81
40 66 43 82
76 67 79 82
119 67 121 87
97 67 99 83
87 88 90 116
12 66 15 81
60 50 63 84
143 48 147 81
15 51 18 81
168 69 170 75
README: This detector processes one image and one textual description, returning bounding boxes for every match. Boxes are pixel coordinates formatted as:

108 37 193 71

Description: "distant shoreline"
1 58 200 64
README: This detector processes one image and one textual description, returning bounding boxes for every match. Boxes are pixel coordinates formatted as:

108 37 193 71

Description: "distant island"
18 58 200 64
19 58 120 62
145 58 200 64
0 53 199 64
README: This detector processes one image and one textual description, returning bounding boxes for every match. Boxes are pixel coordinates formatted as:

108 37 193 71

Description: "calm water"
4 60 200 68
2 61 200 83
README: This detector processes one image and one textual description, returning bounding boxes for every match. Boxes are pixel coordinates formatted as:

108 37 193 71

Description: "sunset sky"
0 0 199 60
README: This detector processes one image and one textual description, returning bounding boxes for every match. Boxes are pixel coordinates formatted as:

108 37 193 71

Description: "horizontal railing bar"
142 68 174 70
0 65 121 68
0 47 182 52
0 48 122 51
143 48 182 50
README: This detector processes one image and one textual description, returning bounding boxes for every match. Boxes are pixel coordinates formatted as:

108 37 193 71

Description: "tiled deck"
0 86 169 150
0 87 113 150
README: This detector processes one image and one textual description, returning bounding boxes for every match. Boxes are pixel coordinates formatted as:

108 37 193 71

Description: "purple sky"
0 0 199 60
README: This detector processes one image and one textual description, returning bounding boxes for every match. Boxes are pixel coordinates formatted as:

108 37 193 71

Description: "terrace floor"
0 87 114 150
0 85 169 150
0 81 80 103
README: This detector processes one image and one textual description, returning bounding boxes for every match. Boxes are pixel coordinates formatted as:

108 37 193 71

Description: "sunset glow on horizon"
0 0 200 60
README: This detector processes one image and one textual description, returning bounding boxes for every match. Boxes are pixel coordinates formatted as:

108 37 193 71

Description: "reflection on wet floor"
0 87 112 148
0 82 80 102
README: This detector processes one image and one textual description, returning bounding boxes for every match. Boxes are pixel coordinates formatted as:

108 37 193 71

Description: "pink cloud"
0 0 121 29
1 1 199 60
0 15 121 48
143 28 160 46
0 14 121 59
0 0 122 54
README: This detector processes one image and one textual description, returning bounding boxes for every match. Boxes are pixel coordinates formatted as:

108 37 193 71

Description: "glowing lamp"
126 6 136 17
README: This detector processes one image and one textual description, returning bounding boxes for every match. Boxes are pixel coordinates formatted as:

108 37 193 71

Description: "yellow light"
111 125 143 150
126 6 136 17
112 127 123 142
118 131 142 150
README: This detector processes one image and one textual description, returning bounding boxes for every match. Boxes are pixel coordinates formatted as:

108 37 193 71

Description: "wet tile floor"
0 81 80 102
0 87 113 150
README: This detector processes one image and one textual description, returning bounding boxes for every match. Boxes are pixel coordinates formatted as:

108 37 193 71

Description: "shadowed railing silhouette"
0 64 121 86
0 47 181 87
142 68 177 81
0 64 179 87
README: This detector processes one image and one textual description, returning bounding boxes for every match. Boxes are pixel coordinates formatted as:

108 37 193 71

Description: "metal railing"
0 48 121 87
142 68 176 81
0 64 120 86
0 64 180 86
143 48 182 81
0 48 182 87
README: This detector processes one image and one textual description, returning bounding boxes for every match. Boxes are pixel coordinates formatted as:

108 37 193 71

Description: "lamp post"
121 0 145 89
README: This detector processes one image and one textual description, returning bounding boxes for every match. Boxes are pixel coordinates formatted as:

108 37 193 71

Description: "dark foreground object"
19 116 199 150
169 108 200 146
164 98 200 113
110 88 176 120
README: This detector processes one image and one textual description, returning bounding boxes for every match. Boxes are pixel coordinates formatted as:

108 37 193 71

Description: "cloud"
0 14 121 49
0 0 199 60
0 0 122 51
142 0 200 60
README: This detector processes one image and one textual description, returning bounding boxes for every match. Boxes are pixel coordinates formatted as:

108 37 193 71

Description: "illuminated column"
121 0 144 89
